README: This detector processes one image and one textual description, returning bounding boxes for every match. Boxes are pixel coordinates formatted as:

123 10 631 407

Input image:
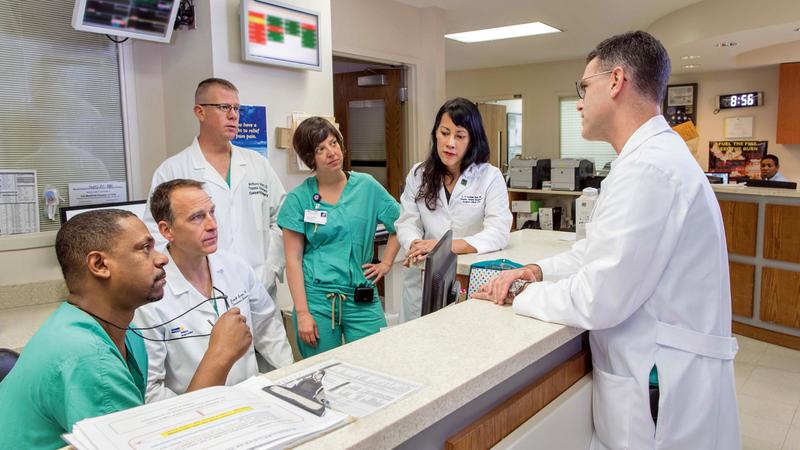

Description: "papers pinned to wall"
0 169 39 235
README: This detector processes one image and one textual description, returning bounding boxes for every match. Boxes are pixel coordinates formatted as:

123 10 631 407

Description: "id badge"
304 209 328 225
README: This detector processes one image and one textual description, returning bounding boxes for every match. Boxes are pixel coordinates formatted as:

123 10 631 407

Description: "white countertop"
457 229 575 275
712 184 800 199
265 300 583 450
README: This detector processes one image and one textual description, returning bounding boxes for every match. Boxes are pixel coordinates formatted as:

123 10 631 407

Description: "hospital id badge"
304 209 328 225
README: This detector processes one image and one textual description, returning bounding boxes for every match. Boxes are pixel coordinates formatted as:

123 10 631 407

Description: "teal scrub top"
0 302 147 450
278 172 400 291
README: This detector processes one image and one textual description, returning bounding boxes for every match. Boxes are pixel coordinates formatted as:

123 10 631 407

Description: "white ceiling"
393 0 800 73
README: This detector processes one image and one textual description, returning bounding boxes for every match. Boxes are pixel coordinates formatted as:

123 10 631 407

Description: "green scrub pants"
292 287 387 358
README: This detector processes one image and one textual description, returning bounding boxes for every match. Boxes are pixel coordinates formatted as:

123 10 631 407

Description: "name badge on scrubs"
304 209 328 225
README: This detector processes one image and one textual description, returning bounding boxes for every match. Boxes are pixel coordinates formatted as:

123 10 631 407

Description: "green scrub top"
0 302 147 450
277 172 400 292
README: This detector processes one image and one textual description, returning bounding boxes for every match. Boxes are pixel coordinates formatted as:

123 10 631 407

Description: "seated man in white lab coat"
474 31 740 450
142 78 293 371
135 179 291 402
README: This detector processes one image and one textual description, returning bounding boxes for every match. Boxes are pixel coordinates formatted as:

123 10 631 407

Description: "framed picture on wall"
507 113 522 162
241 0 321 71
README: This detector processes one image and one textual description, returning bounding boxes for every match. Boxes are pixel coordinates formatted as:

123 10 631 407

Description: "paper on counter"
63 376 348 450
276 360 422 418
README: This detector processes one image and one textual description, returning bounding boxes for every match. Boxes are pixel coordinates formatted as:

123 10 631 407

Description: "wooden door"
333 69 404 199
477 103 507 170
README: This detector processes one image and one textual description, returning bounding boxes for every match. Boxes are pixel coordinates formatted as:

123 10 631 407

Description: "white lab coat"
513 116 740 450
143 138 293 368
134 250 288 402
396 162 512 321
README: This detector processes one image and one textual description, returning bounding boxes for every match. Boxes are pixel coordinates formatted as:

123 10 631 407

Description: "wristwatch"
509 279 533 298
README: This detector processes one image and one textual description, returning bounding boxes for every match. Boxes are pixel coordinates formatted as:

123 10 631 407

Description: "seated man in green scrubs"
0 209 253 449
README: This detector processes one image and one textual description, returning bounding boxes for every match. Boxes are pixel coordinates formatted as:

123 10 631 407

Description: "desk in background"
712 184 800 349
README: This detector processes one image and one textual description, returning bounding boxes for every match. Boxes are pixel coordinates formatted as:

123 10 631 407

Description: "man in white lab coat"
135 179 290 402
143 78 293 369
474 31 740 449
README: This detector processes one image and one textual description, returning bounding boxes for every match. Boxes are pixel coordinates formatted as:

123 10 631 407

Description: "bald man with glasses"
143 78 294 371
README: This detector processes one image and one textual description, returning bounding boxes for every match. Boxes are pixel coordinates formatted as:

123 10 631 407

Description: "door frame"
333 50 421 178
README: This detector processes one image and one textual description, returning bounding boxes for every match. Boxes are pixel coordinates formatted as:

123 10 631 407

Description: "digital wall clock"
718 91 764 109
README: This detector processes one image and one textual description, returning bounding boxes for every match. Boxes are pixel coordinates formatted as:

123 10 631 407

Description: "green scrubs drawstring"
325 293 346 330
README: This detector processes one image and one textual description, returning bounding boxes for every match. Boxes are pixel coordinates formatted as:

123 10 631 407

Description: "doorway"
332 56 407 199
476 97 523 172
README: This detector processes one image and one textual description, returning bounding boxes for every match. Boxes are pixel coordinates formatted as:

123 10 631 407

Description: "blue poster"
233 105 268 158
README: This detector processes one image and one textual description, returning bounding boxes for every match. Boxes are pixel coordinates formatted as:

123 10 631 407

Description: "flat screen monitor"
704 172 729 184
421 230 459 317
745 179 797 190
241 0 321 71
60 200 147 225
72 0 181 43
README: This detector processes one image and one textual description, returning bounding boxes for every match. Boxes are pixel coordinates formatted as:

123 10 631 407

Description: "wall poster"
708 140 768 182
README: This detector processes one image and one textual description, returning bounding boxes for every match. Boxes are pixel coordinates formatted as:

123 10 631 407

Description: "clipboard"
263 384 326 416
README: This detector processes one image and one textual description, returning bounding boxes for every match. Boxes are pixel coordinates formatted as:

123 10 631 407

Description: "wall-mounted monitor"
241 0 321 71
72 0 181 43
60 200 147 225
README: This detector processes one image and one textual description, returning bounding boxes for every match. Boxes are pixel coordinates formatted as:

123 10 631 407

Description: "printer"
550 159 594 191
508 156 550 189
508 157 537 188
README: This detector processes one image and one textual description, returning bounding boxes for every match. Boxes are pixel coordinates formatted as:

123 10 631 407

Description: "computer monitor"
71 0 182 43
421 230 460 317
60 200 147 225
704 172 729 184
745 179 797 190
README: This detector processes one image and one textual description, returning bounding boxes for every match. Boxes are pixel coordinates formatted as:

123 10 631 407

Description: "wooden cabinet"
777 62 800 144
718 200 758 256
764 204 800 263
730 262 755 318
760 267 800 329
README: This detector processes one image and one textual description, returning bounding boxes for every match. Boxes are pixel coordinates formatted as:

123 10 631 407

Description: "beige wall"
447 61 800 180
331 0 446 165
447 59 587 161
670 65 800 179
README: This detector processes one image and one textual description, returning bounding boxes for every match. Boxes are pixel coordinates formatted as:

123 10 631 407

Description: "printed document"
63 377 348 450
276 360 421 418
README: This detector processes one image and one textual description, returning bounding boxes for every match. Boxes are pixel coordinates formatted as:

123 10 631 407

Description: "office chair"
0 348 20 382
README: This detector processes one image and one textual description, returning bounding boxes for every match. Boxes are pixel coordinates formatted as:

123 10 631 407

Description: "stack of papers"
63 377 349 450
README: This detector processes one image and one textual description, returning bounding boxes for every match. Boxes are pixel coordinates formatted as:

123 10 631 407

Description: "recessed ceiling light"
683 64 701 69
714 41 739 47
445 22 561 43
681 55 701 60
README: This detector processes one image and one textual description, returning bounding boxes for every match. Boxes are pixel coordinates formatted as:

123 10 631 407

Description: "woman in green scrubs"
278 117 401 357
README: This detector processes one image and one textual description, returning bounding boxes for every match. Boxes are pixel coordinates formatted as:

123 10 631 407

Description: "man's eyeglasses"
575 70 614 99
200 103 241 114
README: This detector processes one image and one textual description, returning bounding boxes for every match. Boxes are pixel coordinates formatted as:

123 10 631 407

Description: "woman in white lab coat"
396 98 512 322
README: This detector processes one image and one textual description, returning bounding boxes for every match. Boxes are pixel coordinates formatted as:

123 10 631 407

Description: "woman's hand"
471 265 541 305
296 311 319 347
403 239 437 266
363 261 392 283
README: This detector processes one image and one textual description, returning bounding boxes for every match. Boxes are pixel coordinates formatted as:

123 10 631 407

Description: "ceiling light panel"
445 22 561 43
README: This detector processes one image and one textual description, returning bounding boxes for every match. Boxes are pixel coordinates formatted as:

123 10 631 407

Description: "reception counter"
712 184 800 349
269 300 586 449
274 229 587 449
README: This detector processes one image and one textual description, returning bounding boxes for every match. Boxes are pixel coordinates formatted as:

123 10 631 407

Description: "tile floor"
735 334 800 450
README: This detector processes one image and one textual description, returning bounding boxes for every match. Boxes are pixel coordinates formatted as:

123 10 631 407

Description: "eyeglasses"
199 103 241 114
575 70 614 99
